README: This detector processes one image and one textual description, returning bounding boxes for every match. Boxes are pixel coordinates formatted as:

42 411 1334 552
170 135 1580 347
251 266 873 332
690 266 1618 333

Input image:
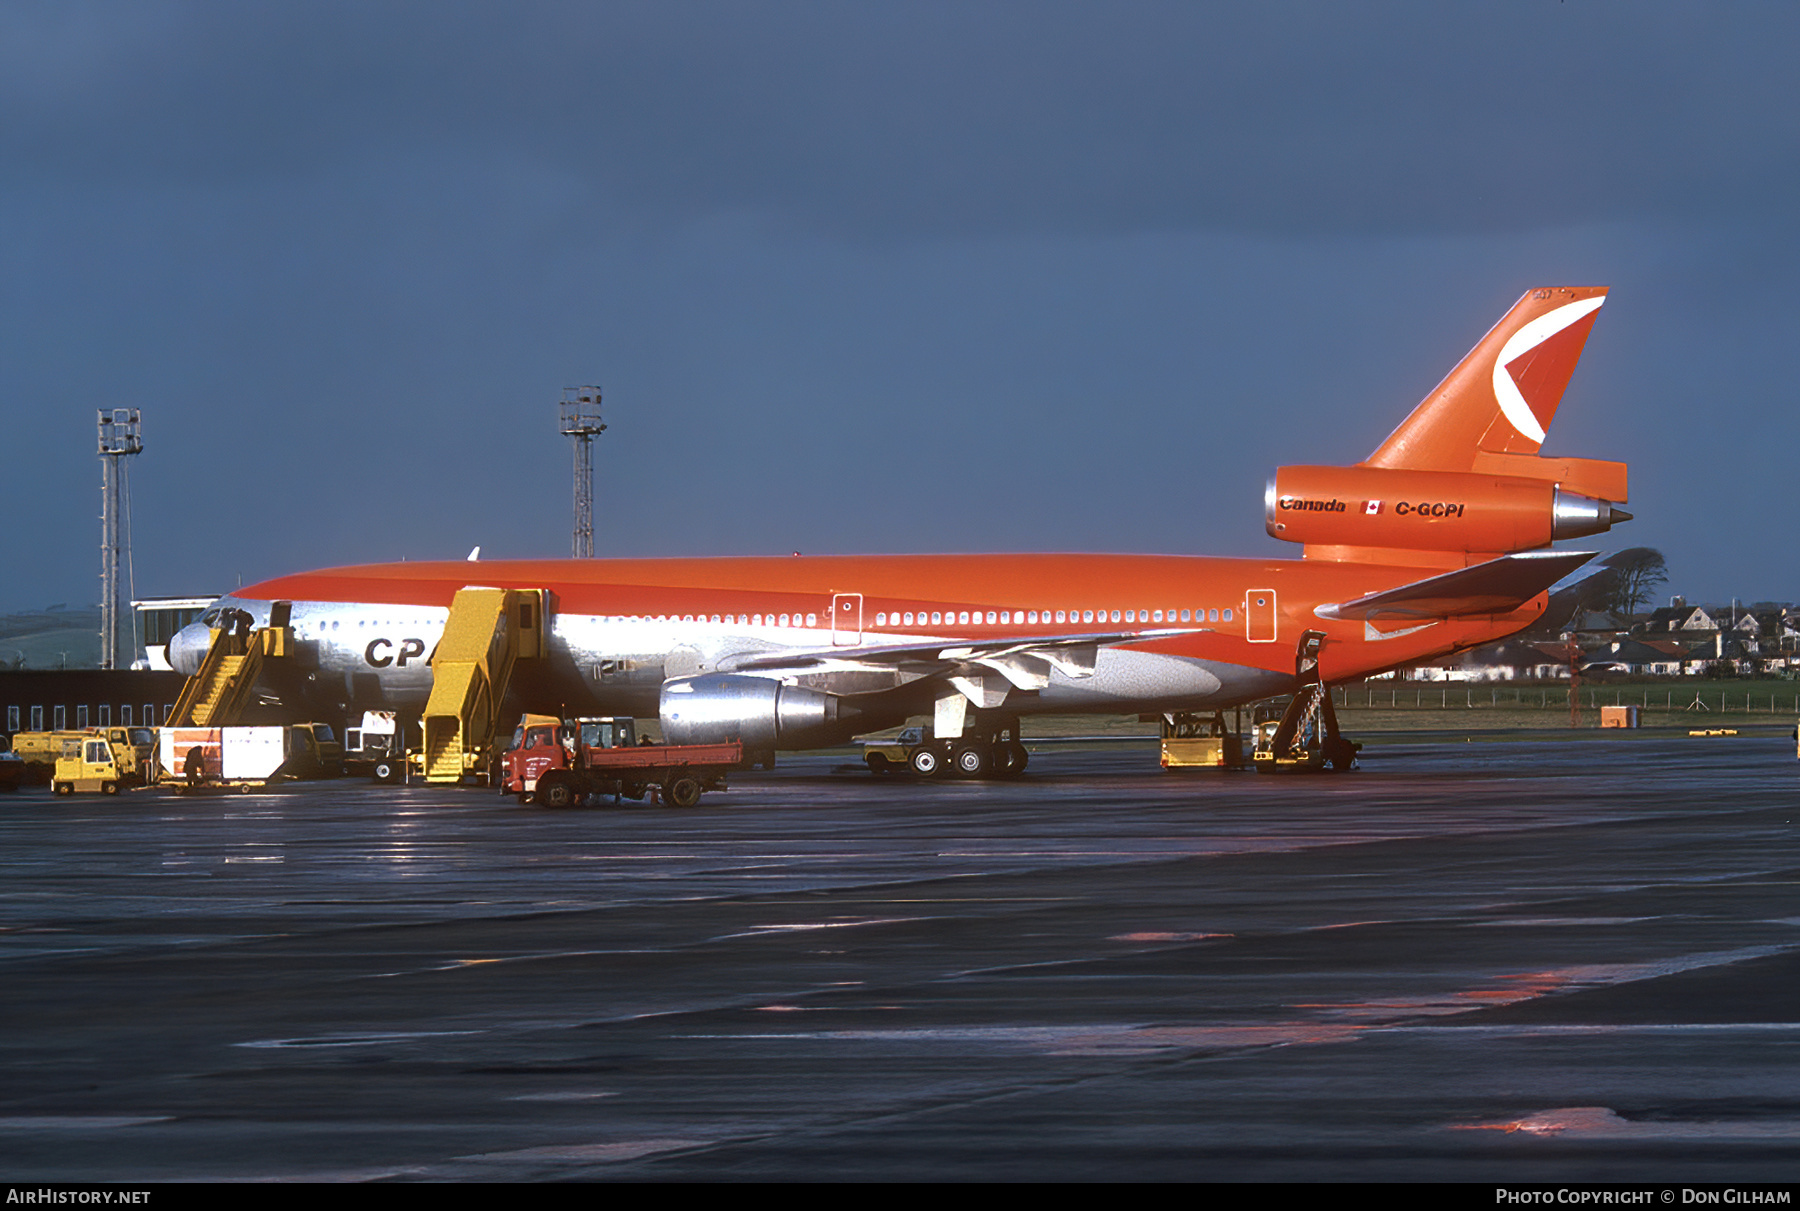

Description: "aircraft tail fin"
1268 286 1629 565
1363 286 1619 497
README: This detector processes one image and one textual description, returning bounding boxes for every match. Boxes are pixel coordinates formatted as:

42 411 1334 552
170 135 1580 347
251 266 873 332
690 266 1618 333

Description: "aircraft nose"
168 622 213 676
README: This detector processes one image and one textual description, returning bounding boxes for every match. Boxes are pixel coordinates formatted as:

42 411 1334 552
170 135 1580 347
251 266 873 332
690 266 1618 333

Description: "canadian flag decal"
1364 500 1383 515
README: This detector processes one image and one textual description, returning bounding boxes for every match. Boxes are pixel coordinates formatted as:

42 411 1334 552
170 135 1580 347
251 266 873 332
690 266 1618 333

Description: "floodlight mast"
559 387 606 559
97 408 143 670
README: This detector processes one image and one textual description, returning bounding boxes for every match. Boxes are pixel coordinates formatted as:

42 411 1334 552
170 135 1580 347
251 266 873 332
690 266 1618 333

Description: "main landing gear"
888 720 1029 781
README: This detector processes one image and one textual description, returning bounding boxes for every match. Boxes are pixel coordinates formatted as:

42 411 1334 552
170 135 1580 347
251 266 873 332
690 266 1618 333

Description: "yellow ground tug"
1158 711 1245 769
51 734 128 795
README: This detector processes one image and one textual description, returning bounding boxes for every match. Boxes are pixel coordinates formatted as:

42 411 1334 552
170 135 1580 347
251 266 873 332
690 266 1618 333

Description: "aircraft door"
1246 589 1278 643
831 593 863 646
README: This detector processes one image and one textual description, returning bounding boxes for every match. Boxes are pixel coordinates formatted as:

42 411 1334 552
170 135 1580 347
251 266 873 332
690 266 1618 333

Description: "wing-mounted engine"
660 673 864 750
1265 465 1630 553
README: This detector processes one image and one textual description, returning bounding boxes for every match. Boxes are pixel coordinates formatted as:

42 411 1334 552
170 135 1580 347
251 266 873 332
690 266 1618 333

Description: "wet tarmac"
1 735 1797 1182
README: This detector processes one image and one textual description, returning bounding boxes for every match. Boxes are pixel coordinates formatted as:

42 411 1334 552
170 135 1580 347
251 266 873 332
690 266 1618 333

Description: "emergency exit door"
1246 589 1278 643
831 593 863 645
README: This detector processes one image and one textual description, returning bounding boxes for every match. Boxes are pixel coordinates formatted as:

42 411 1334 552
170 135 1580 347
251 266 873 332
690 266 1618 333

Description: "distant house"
1638 604 1721 635
1582 638 1691 677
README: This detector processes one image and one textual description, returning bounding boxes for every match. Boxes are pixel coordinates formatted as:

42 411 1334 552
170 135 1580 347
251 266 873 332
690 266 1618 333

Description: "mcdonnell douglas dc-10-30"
171 286 1630 775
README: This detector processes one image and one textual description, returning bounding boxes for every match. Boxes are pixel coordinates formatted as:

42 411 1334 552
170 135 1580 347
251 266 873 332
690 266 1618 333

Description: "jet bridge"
420 587 550 784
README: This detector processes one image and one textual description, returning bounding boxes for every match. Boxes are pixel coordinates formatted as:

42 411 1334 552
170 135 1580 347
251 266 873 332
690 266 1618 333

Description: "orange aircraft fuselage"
169 286 1629 754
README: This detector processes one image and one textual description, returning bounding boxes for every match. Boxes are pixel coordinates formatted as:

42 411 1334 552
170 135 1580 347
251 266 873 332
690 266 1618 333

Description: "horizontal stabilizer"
1315 551 1595 622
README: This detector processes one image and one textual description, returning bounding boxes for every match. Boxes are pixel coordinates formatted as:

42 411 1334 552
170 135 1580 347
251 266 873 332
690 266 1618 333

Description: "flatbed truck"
501 714 740 807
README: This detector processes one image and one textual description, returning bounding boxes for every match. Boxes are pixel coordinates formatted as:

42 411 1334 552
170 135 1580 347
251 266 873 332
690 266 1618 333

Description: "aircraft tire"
664 776 702 808
909 747 943 778
994 742 1029 778
990 743 1014 777
952 743 990 779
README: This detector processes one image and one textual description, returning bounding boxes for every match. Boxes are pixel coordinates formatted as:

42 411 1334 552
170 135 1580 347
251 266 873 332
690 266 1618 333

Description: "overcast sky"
3 1 1796 611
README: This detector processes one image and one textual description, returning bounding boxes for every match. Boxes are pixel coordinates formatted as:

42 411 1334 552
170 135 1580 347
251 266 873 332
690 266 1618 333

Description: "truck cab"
53 736 125 795
573 716 637 749
504 713 567 796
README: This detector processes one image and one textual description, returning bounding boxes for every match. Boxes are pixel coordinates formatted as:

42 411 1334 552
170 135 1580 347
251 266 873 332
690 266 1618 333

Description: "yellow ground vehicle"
10 731 92 782
860 726 933 775
1159 711 1245 769
12 728 156 785
52 735 127 795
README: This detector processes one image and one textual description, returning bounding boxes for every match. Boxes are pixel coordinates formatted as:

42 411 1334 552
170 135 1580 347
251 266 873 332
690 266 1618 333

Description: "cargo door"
831 593 863 646
1246 589 1278 643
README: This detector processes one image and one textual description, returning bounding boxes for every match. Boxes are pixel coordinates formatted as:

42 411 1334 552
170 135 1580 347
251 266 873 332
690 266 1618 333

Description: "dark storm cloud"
2 2 1797 613
5 1 1797 239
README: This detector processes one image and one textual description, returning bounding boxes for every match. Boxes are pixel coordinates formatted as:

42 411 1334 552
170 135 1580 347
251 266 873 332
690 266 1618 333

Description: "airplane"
169 285 1630 775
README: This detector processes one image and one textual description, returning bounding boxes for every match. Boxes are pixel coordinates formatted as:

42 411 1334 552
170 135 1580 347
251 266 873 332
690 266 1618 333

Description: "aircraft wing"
1314 550 1596 622
717 627 1205 690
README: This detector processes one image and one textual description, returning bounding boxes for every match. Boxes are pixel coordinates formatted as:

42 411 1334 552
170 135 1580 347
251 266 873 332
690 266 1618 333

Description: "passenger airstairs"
421 587 550 784
1252 629 1360 774
167 621 292 727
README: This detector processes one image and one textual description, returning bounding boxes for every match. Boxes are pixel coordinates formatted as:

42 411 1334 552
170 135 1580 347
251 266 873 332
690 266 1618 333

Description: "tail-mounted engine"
1265 465 1630 554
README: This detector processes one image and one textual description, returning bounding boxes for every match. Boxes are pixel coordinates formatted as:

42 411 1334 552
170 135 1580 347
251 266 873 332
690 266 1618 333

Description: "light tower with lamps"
559 387 606 558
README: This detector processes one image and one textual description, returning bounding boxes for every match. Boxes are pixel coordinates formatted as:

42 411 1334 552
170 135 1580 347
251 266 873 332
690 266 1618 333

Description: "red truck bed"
579 742 742 771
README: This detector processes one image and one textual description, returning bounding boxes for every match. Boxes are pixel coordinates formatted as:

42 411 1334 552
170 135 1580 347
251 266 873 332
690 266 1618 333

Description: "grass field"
988 679 1800 744
0 626 101 670
1333 679 1800 733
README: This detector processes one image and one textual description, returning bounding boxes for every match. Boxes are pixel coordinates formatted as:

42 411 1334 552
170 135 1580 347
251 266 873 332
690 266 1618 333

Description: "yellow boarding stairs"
421 587 550 784
168 618 293 727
